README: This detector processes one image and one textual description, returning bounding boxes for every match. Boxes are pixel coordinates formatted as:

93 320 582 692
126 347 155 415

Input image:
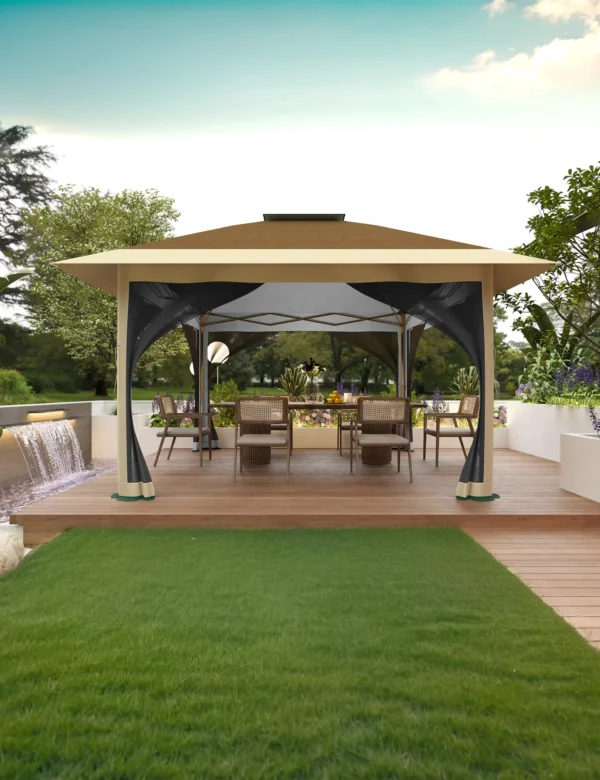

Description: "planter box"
215 427 236 448
560 433 600 504
506 401 598 462
92 413 155 459
411 427 508 450
214 426 509 449
215 427 339 449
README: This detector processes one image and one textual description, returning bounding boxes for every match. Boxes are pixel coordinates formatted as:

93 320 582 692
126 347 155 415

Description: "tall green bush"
209 380 239 427
0 369 34 405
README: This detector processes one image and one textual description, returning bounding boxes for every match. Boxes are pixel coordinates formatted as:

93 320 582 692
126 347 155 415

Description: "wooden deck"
11 448 600 546
468 524 600 651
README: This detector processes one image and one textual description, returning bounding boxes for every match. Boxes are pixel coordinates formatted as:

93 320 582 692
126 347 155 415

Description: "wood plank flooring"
11 448 599 547
467 524 600 651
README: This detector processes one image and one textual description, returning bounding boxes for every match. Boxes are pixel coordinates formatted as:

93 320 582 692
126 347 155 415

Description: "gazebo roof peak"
130 218 486 251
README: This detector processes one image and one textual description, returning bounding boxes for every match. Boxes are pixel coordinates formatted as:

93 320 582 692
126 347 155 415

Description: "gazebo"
58 214 553 503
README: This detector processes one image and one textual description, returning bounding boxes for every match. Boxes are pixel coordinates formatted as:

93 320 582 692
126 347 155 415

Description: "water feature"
10 419 87 486
0 419 116 524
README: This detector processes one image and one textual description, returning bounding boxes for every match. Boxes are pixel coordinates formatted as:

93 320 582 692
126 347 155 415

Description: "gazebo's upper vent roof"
263 214 345 221
131 219 486 250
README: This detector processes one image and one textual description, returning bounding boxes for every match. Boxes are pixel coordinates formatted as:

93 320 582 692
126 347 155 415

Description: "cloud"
524 0 600 24
483 0 513 17
425 3 600 96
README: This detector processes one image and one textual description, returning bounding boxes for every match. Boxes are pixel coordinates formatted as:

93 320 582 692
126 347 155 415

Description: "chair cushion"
424 428 474 437
156 427 210 437
237 433 288 446
356 433 409 446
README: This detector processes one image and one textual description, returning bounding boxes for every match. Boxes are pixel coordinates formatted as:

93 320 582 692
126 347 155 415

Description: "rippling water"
0 460 117 524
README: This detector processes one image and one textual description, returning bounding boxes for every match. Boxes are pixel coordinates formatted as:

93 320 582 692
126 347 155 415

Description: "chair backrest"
458 395 480 417
236 396 288 424
357 397 409 425
156 395 177 417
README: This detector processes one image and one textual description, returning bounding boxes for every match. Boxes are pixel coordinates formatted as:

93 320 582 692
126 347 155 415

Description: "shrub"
0 369 34 405
209 380 239 427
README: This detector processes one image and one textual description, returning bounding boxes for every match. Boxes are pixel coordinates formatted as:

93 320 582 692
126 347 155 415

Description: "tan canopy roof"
57 218 553 296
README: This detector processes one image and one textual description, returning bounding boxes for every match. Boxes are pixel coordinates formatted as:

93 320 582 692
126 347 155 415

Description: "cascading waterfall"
10 419 87 487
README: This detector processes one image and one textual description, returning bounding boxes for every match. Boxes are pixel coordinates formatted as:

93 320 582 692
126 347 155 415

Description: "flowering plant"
554 362 600 402
425 387 449 414
493 405 507 427
515 381 542 403
295 409 335 428
299 358 326 397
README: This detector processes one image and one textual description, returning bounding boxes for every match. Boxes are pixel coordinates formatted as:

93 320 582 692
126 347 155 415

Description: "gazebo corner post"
200 316 210 449
455 268 497 502
113 266 155 502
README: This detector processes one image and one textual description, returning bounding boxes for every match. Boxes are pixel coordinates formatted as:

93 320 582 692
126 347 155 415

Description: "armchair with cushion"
153 394 213 467
423 394 479 467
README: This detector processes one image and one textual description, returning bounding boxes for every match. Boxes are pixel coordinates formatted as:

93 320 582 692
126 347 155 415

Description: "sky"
2 0 600 336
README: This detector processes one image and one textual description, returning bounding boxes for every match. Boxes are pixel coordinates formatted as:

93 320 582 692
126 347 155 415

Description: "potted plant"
299 358 325 402
279 366 306 401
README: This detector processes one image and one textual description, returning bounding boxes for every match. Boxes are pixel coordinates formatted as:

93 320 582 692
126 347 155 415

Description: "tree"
0 123 57 292
274 332 330 373
247 335 282 386
327 334 364 385
501 162 600 360
411 327 471 393
24 186 185 396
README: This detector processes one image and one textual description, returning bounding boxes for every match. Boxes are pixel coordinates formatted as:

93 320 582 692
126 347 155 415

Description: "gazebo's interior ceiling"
197 283 425 332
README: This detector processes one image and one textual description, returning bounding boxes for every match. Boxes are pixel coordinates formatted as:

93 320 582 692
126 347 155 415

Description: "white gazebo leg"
480 268 495 497
201 321 210 450
116 266 129 495
456 269 495 500
115 266 155 500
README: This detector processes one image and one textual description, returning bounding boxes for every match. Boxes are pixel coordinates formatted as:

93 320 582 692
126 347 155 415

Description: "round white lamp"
207 341 230 385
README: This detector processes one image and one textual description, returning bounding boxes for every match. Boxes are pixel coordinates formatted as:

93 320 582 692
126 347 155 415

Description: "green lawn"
32 386 287 403
1 529 600 779
30 388 476 404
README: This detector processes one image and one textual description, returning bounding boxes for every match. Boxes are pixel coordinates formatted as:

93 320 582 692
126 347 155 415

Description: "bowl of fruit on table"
327 390 344 404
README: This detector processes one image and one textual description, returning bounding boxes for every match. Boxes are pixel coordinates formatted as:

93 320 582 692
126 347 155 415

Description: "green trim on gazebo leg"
111 493 155 502
456 493 500 502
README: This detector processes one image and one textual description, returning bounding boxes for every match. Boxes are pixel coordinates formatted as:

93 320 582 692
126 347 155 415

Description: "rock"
0 532 25 575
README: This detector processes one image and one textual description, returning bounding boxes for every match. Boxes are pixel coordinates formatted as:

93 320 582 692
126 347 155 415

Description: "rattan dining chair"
336 396 370 456
257 395 293 454
423 394 480 467
233 397 291 482
154 394 213 467
350 397 412 482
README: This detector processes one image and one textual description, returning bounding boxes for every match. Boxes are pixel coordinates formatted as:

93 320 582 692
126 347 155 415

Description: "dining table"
210 400 427 465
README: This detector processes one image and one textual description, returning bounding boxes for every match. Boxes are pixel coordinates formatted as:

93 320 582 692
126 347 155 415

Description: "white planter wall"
92 414 155 459
505 401 597 462
560 433 600 504
213 426 509 449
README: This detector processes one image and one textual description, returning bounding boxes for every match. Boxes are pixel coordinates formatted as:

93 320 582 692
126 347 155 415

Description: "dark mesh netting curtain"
351 282 486 489
125 282 262 488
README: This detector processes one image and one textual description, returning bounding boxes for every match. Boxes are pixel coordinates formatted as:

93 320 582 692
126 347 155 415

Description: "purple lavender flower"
336 379 344 395
151 396 159 414
350 382 358 395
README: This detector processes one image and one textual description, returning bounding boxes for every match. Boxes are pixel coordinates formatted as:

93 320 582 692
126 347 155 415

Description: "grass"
32 386 288 403
2 528 600 779
28 388 499 404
